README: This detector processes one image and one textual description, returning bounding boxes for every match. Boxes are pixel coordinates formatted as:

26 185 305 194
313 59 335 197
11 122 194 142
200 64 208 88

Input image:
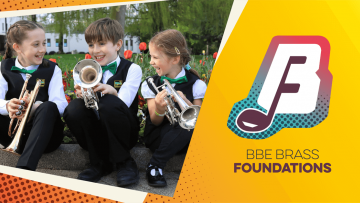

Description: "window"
130 39 133 51
64 39 67 47
2 23 4 31
47 39 51 47
56 39 59 47
125 40 128 50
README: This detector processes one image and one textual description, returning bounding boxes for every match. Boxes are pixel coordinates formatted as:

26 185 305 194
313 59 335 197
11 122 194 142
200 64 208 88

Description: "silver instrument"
148 78 201 130
73 59 102 117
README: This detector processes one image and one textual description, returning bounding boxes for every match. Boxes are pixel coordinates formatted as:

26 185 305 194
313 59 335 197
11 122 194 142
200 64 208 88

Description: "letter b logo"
227 36 332 139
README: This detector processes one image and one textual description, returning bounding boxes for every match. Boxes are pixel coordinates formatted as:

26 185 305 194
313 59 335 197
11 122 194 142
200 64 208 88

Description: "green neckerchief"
160 75 188 84
11 66 37 74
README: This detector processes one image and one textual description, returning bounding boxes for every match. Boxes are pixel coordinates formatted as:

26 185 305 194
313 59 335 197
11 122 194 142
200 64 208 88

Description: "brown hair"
3 20 48 67
150 29 200 78
85 18 124 54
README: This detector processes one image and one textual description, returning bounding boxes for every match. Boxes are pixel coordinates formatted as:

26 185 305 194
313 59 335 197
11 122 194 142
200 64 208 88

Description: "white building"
1 17 141 54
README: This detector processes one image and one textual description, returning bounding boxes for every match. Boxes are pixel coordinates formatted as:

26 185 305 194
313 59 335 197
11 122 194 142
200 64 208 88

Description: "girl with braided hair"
0 20 68 171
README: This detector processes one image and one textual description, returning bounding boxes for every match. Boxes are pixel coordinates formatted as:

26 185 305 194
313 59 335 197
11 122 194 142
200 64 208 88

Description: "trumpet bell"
179 105 201 130
73 59 102 88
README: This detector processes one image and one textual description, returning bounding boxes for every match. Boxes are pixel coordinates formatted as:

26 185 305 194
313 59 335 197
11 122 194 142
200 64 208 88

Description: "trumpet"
2 74 41 155
73 59 102 119
147 78 201 130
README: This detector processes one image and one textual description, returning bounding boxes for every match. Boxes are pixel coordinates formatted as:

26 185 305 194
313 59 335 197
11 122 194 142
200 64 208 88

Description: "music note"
236 56 306 133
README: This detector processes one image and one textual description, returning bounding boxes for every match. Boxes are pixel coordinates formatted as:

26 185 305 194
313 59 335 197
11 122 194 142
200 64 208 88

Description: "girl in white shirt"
0 20 68 171
141 29 207 187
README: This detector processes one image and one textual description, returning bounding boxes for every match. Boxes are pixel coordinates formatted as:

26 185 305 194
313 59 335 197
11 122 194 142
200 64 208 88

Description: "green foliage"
126 2 178 44
39 8 113 52
126 0 233 54
63 136 73 144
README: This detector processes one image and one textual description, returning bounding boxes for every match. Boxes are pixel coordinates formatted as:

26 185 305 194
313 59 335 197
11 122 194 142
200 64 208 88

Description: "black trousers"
0 101 64 171
63 95 138 166
145 122 193 168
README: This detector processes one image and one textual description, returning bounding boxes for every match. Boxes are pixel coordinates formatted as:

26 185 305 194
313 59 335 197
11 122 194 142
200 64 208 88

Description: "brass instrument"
2 74 41 155
147 78 201 130
73 59 102 119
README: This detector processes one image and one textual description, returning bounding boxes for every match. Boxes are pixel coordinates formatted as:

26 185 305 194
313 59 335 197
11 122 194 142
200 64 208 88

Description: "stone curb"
0 144 185 172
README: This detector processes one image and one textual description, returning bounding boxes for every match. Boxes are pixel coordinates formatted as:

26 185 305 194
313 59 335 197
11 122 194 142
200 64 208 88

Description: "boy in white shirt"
64 18 142 187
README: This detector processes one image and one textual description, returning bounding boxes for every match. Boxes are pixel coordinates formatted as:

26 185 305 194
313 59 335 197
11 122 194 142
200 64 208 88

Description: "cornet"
147 78 201 130
73 59 102 119
2 74 41 155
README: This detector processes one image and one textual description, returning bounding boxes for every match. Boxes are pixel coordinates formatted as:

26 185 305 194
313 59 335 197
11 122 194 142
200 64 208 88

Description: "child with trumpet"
64 18 142 187
141 29 207 187
0 20 67 171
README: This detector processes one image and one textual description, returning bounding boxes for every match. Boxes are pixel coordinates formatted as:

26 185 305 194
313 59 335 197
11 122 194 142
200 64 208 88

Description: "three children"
1 19 206 188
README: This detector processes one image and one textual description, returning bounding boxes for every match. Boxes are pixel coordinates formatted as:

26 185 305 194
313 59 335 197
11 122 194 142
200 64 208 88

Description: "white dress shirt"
101 56 142 108
0 58 68 116
141 68 207 99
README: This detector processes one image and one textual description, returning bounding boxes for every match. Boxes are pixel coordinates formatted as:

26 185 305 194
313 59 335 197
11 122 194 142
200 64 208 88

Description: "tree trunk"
115 6 126 57
31 15 36 22
58 12 64 54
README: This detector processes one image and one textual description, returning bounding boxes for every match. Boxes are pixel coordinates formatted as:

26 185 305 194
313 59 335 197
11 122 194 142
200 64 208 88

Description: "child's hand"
93 83 118 96
6 98 26 118
74 84 84 98
154 89 168 114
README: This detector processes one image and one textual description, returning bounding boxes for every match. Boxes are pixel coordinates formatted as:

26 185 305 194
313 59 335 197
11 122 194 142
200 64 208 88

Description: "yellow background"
1 0 360 202
173 0 360 202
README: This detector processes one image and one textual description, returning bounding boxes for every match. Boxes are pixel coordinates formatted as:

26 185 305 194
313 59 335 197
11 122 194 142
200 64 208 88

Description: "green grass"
1 53 215 91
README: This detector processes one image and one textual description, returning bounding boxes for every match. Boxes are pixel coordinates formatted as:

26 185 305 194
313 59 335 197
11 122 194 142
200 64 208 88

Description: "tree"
110 5 127 57
31 15 36 22
176 0 233 54
125 0 233 54
126 2 178 44
40 8 111 53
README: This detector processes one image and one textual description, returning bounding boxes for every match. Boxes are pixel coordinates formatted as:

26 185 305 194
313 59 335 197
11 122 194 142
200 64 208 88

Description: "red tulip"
49 58 56 63
213 52 218 59
65 95 71 103
124 50 133 59
138 95 145 101
85 54 92 59
199 60 202 64
203 61 205 66
139 100 145 107
139 42 147 51
62 80 67 91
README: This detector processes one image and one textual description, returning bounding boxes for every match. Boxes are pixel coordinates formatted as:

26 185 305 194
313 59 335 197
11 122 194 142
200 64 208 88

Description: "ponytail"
3 42 13 60
189 68 200 78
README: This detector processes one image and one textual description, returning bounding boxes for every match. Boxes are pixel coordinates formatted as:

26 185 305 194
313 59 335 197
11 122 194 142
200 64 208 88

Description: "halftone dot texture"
0 0 139 12
0 173 119 203
143 146 212 203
